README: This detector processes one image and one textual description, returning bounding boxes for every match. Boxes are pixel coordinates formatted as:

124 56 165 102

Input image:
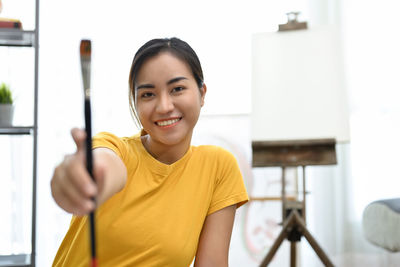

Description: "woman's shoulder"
192 145 236 161
93 131 142 158
194 144 226 152
94 131 141 144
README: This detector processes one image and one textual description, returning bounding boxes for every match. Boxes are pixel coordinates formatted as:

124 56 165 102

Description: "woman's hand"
51 128 127 216
51 128 100 216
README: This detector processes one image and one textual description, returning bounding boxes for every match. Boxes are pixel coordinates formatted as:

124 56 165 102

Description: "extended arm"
51 128 127 215
194 204 236 267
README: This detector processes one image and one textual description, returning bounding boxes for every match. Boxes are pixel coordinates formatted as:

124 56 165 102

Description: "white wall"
34 1 307 266
2 0 400 266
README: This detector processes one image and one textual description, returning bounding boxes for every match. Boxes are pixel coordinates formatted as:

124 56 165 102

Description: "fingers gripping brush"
80 39 97 267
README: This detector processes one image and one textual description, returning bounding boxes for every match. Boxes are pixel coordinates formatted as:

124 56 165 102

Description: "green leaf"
0 83 13 104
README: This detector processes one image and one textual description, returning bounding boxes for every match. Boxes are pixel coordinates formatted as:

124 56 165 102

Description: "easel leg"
259 212 296 267
290 242 296 267
259 225 288 266
293 211 334 267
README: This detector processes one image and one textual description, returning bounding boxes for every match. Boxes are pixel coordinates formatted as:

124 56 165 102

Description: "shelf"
0 254 30 267
0 29 35 47
1 2 39 266
0 126 34 135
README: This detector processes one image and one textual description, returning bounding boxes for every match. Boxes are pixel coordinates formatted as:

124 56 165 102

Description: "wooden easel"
252 139 337 267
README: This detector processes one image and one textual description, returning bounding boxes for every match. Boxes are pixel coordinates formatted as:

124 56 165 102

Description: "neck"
141 134 192 165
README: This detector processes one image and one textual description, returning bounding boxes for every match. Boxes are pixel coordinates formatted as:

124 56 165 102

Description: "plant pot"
0 104 14 127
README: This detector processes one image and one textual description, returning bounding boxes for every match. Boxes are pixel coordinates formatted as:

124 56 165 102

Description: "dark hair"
128 37 204 128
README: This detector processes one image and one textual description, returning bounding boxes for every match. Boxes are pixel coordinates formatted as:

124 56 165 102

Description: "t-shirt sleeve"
92 132 127 160
207 148 249 215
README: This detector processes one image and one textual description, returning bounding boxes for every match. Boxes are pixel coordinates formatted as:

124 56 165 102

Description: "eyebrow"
136 76 188 90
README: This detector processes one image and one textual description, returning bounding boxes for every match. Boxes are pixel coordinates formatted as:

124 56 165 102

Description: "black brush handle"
85 98 96 261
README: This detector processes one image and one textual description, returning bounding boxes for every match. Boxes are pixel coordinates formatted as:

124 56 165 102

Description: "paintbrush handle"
89 212 97 267
85 98 93 178
84 98 97 264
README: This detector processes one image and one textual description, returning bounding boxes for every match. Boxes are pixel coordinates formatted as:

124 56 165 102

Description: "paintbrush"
80 39 97 267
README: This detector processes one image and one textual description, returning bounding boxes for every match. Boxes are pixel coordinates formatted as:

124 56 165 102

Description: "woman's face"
135 52 206 148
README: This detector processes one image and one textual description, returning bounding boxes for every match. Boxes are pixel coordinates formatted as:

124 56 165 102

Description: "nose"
156 92 174 114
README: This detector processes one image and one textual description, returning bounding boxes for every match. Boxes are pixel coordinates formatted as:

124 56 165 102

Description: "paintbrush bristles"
80 39 92 95
80 39 91 58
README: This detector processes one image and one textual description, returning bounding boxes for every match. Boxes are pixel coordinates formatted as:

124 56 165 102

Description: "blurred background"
1 0 400 266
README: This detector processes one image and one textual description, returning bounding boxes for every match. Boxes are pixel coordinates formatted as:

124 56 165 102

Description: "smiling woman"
50 37 248 267
134 52 206 164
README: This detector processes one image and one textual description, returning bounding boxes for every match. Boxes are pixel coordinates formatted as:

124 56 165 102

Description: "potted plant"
0 82 14 126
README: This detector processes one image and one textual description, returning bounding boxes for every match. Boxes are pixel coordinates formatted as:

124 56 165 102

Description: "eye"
172 86 185 93
140 92 155 99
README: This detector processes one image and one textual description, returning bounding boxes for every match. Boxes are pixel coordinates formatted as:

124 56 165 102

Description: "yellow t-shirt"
53 132 248 267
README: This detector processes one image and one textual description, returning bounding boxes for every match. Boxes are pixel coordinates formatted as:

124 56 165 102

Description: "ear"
200 83 207 107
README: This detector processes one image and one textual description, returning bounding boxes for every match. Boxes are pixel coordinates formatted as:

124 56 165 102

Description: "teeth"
157 118 180 126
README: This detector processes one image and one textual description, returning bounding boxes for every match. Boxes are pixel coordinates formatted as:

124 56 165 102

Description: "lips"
155 117 182 127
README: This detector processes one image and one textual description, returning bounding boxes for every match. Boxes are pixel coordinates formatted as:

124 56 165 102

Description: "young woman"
51 37 248 267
